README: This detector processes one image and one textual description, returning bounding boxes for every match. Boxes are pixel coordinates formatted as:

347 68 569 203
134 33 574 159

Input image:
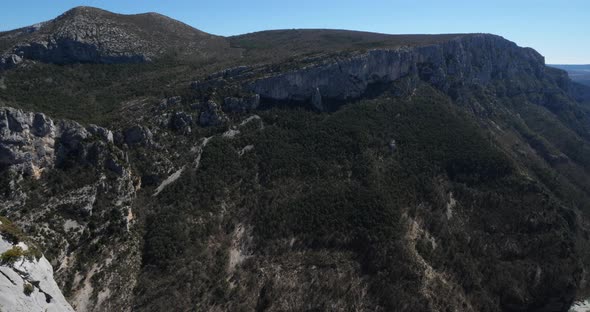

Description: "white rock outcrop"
0 237 75 312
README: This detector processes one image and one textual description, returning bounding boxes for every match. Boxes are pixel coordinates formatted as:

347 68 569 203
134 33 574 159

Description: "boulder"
58 121 89 147
199 101 226 127
55 121 89 167
123 125 152 146
32 113 54 137
0 54 23 70
87 124 113 143
169 112 193 132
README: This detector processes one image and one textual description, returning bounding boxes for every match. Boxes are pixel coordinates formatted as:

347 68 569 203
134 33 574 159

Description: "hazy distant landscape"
549 64 590 86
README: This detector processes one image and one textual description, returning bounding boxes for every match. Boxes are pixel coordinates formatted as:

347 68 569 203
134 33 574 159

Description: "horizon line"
1 5 588 65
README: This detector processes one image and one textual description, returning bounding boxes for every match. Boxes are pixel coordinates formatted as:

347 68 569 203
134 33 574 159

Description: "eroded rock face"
7 39 148 67
0 107 120 175
250 34 545 109
0 238 75 312
169 112 192 132
123 125 152 146
0 7 152 68
0 107 140 312
0 54 23 70
0 19 149 69
199 100 227 127
87 124 114 143
0 108 57 174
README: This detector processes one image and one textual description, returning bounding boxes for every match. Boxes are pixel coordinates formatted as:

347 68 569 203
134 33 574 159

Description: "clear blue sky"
0 0 587 64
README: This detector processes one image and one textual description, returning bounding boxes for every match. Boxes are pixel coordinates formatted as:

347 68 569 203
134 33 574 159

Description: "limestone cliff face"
0 232 75 312
250 34 545 108
0 107 119 175
0 108 58 175
8 38 149 66
0 107 141 312
0 10 149 69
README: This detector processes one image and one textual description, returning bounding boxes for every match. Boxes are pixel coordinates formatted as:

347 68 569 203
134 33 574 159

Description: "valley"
1 6 590 312
549 64 590 87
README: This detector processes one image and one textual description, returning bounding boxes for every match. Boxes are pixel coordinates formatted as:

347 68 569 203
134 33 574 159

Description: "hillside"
0 13 482 125
0 6 237 68
2 6 590 312
229 29 469 64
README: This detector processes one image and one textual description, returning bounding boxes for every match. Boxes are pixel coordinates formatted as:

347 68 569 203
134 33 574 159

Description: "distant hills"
549 64 590 86
0 6 237 68
0 6 472 70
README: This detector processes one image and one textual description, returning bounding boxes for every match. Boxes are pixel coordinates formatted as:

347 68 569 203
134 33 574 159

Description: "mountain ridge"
1 6 590 312
0 6 235 68
0 6 519 69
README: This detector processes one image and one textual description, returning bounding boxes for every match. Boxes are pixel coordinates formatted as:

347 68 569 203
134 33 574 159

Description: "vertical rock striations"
250 34 545 108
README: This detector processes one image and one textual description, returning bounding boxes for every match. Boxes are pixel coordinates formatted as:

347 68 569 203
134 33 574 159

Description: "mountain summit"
0 6 234 68
1 6 493 70
2 6 590 312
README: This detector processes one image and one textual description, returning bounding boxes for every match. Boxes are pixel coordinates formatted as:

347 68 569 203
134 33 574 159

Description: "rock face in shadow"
199 100 227 127
0 7 151 68
123 125 153 146
250 34 545 108
9 39 149 66
223 95 260 113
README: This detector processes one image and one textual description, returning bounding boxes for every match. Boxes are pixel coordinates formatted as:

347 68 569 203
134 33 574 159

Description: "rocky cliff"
0 218 75 312
0 107 141 311
2 107 90 173
249 34 545 110
2 7 590 312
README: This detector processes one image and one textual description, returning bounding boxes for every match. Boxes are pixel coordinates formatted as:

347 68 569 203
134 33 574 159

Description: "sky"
0 0 588 64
